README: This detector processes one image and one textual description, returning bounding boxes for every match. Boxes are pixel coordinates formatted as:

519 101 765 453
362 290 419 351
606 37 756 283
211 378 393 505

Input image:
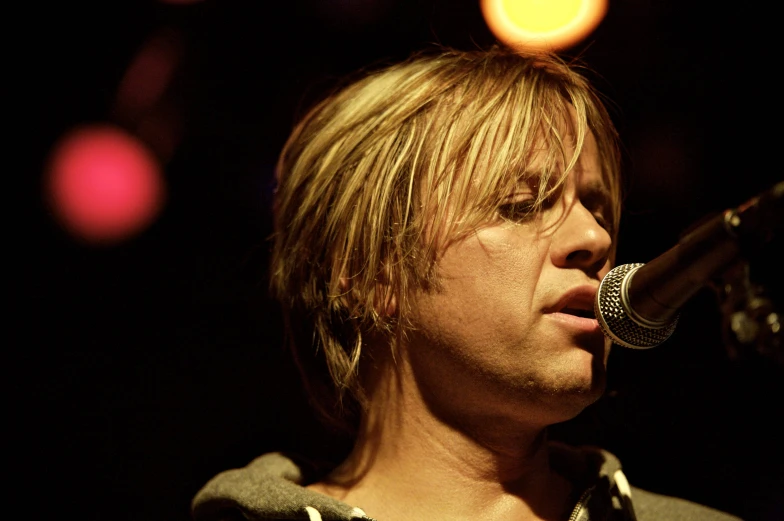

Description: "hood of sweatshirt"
191 442 643 521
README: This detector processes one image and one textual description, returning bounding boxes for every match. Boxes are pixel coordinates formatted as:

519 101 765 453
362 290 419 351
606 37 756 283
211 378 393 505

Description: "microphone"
594 181 784 349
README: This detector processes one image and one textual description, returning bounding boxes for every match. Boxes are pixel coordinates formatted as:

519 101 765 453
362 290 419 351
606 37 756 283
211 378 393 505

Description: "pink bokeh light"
45 124 166 244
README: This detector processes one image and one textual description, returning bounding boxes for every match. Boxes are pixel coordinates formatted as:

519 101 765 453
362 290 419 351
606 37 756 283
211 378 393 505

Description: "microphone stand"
712 261 783 367
708 181 784 367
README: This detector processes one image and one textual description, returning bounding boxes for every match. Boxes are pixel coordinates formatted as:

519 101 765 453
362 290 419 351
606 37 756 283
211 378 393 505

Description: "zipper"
567 486 592 521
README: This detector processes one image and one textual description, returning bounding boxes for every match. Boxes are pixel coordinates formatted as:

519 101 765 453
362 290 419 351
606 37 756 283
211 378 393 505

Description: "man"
192 46 741 521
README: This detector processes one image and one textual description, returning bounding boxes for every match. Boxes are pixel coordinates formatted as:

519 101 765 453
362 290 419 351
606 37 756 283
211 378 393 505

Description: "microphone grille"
594 263 679 349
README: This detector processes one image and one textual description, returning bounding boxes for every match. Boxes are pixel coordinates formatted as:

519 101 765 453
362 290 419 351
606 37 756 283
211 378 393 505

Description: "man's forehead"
510 130 596 183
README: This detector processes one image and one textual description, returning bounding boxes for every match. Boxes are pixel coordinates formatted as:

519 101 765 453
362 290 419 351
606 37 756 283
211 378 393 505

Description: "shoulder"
191 452 370 521
631 486 743 521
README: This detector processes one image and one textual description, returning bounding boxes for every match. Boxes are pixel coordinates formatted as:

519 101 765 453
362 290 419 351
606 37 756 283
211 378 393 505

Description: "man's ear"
338 275 354 309
338 266 397 317
339 275 350 292
376 286 397 317
374 263 397 317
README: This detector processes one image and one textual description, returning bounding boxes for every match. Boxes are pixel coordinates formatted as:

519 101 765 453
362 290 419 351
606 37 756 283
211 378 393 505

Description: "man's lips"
544 287 602 337
545 285 598 319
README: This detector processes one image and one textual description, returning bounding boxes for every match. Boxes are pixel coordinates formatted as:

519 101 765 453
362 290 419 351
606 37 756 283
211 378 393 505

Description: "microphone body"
595 181 783 349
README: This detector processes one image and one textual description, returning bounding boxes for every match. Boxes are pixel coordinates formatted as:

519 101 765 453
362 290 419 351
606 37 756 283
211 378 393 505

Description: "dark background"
20 1 783 520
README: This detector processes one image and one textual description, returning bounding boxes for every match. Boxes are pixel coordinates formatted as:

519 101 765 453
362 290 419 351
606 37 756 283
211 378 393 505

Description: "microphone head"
594 263 679 349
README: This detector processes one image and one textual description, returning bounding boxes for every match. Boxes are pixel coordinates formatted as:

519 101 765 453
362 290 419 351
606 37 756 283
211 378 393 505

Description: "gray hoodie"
192 442 742 521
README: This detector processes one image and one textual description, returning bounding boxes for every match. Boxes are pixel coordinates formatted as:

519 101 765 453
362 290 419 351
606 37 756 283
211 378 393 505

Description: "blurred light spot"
44 124 166 244
113 28 184 164
481 0 607 51
115 28 183 119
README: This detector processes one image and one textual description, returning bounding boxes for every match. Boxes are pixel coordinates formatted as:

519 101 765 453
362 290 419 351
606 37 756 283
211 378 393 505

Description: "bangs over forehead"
274 46 622 323
416 55 621 251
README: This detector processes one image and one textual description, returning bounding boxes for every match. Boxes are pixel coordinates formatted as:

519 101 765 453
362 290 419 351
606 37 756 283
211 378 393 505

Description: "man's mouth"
560 307 596 319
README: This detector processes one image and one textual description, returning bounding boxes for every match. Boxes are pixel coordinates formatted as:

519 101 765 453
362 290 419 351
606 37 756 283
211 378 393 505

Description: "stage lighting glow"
481 0 608 51
44 125 166 244
115 29 182 118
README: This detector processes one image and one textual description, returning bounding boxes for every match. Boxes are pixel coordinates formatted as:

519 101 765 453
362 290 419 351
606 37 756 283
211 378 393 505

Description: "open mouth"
561 307 595 319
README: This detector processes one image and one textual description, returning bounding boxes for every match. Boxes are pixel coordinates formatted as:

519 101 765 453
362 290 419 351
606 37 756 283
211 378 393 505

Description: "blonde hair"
270 45 623 434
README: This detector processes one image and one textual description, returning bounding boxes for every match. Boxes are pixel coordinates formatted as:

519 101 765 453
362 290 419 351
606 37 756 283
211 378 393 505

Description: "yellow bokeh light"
503 0 581 32
481 0 608 51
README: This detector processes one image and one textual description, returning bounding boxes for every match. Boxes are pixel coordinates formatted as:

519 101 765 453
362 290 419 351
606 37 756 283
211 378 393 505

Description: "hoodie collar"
193 444 637 521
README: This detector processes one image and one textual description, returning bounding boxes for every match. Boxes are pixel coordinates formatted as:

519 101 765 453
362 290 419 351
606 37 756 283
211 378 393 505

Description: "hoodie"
191 442 742 521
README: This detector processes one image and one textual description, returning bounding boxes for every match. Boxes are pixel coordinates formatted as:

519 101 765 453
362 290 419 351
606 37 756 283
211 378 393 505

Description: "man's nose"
550 202 612 276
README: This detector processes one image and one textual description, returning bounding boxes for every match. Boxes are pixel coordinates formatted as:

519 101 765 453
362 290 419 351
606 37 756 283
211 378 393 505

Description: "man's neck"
308 359 575 521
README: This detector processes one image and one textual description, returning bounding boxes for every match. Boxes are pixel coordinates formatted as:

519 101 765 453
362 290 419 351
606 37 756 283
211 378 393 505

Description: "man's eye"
593 212 612 234
498 201 536 222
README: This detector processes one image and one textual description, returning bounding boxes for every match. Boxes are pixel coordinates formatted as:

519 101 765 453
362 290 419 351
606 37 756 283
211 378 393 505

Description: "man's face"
403 129 615 426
